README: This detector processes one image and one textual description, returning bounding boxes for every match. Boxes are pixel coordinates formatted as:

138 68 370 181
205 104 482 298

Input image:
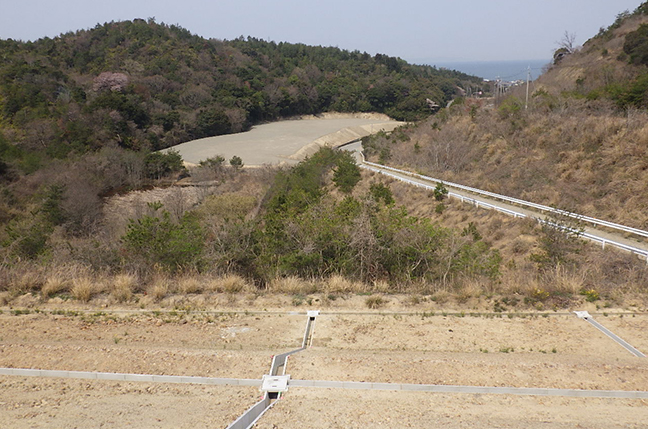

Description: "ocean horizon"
415 59 552 81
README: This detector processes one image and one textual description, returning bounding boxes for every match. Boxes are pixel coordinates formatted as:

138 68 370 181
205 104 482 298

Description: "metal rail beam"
363 160 648 240
360 162 648 260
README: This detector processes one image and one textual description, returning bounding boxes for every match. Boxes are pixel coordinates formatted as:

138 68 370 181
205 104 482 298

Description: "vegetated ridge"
0 18 482 164
0 12 647 311
364 3 648 232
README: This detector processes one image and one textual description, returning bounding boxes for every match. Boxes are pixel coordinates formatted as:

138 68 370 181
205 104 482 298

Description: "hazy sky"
0 0 643 63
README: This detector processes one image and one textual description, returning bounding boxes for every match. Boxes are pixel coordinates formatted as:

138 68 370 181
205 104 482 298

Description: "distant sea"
421 59 551 81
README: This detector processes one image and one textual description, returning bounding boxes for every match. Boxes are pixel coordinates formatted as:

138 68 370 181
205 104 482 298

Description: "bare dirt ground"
166 113 404 166
1 302 647 428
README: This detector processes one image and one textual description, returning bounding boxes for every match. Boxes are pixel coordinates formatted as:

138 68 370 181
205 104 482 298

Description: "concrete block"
238 379 263 387
68 371 95 380
290 379 315 387
372 383 399 391
311 380 341 389
123 374 154 382
96 372 126 381
402 383 433 392
343 381 371 390
153 375 182 384
15 369 42 377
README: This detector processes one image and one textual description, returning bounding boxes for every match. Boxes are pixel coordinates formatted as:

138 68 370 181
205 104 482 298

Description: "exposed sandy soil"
257 390 648 429
0 377 257 429
166 114 404 166
0 307 647 428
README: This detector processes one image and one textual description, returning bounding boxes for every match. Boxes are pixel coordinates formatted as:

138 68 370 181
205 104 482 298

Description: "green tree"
122 208 204 271
433 182 448 201
332 152 361 194
229 155 243 169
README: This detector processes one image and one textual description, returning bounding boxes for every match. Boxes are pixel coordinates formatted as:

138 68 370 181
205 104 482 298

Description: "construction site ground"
1 298 647 428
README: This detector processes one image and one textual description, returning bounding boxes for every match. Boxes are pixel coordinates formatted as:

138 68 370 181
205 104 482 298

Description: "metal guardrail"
360 162 648 261
363 160 648 239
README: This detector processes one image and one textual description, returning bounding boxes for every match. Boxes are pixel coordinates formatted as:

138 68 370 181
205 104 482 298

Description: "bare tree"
557 31 577 54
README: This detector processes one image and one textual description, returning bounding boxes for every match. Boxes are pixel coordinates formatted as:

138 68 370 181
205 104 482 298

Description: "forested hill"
0 19 482 160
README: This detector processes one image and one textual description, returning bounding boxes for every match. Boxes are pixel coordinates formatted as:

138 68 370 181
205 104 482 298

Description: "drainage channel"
2 368 646 400
574 311 646 358
226 310 319 429
290 380 648 399
0 368 260 386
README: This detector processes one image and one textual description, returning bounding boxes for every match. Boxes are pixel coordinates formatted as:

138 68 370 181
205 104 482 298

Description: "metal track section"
290 379 648 399
574 311 646 358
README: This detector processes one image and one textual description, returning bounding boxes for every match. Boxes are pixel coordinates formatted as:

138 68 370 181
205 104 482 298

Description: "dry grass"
324 274 368 294
207 274 250 294
71 277 96 302
111 274 138 302
41 275 69 298
267 276 316 294
146 277 169 302
365 295 387 309
371 280 391 293
177 276 203 294
8 270 42 296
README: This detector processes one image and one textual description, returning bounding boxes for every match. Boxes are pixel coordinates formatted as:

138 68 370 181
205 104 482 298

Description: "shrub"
122 208 204 272
580 288 600 302
229 155 243 169
433 182 448 201
530 211 584 270
365 295 387 309
144 149 184 179
332 152 361 194
623 24 648 65
369 182 394 205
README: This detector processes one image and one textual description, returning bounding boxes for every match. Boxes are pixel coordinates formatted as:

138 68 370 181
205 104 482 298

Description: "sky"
0 0 644 63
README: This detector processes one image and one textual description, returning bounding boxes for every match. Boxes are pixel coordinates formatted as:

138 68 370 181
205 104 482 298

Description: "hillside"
1 11 647 311
0 19 481 166
366 3 648 231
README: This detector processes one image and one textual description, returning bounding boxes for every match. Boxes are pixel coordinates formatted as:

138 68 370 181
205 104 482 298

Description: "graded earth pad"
287 314 648 391
166 115 404 165
256 389 648 429
1 310 647 428
0 312 307 378
0 376 257 429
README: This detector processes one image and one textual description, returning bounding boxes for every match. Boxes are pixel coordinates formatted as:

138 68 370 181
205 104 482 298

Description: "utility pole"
495 77 500 103
525 66 531 110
